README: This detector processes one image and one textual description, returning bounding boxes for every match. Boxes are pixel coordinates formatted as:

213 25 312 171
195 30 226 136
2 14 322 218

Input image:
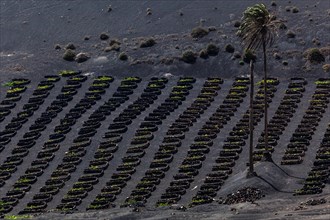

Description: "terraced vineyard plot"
253 78 308 161
0 75 329 216
0 78 31 123
281 78 330 165
184 78 280 206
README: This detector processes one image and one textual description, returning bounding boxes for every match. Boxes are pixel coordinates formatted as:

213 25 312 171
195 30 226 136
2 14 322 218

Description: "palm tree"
237 4 282 169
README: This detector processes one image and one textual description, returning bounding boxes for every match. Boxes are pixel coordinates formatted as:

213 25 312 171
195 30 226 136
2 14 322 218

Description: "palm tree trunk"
262 39 272 162
248 60 255 176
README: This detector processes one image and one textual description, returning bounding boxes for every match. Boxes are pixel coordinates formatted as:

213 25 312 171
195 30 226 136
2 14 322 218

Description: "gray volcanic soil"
0 0 330 219
0 0 329 82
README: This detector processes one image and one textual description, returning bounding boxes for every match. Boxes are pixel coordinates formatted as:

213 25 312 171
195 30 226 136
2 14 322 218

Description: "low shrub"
182 50 197 64
207 44 219 56
118 52 128 61
191 27 209 38
304 48 325 64
140 38 156 48
225 44 235 53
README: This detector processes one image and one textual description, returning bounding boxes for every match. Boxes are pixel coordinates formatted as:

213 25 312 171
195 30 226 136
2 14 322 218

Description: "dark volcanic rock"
219 187 264 205
63 49 76 61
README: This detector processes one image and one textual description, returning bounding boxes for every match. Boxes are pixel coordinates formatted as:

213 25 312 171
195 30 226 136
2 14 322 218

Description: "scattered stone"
225 44 235 53
312 38 321 46
54 44 61 50
105 44 120 52
233 20 241 28
285 6 291 12
110 39 121 46
104 39 121 52
322 64 330 72
22 21 28 24
207 43 220 56
271 1 277 6
140 38 156 48
179 11 184 16
65 43 76 50
219 187 264 205
282 60 289 65
221 34 228 39
146 8 152 15
233 51 241 59
75 52 90 63
181 50 197 64
171 204 187 211
208 26 216 32
163 73 173 78
93 56 108 64
84 36 90 41
273 52 282 60
130 59 154 65
132 207 139 212
304 48 325 64
191 27 209 38
100 32 109 40
239 60 245 65
175 45 180 49
63 49 76 61
279 23 287 30
199 49 209 59
292 7 299 13
107 5 112 12
304 198 327 206
160 57 174 65
118 52 128 61
286 30 296 38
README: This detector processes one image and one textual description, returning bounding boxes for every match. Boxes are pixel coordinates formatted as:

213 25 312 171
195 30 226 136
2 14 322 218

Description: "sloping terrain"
0 73 329 220
0 0 330 219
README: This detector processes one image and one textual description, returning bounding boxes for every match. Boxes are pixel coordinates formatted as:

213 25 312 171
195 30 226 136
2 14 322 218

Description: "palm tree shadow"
269 161 305 180
255 175 294 194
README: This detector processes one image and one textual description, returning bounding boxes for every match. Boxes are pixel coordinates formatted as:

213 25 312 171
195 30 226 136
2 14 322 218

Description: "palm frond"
237 3 282 51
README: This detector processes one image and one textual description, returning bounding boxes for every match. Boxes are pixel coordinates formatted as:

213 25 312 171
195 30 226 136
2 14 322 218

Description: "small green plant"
7 87 25 93
3 79 28 87
37 85 51 90
59 70 77 77
4 215 32 220
157 202 170 207
125 198 138 205
97 76 113 81
92 82 108 87
124 77 139 81
315 80 330 85
3 81 15 87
